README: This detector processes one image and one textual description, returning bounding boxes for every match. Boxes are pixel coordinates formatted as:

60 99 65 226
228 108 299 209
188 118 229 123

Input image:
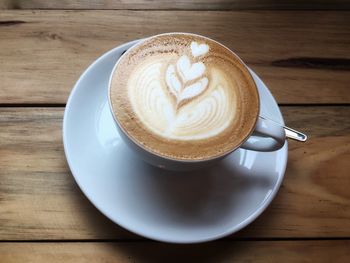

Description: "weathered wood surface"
0 107 349 240
0 0 349 260
0 11 349 104
1 0 350 10
0 241 349 262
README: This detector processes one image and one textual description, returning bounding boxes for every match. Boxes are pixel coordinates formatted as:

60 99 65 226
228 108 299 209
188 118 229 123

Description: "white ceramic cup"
108 33 286 171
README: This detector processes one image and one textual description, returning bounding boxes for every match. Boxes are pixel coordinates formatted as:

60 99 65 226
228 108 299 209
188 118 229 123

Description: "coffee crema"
110 33 259 160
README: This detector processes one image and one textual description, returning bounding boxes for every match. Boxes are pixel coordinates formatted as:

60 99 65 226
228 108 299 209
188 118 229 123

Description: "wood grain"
0 11 349 104
0 107 349 240
1 0 350 10
0 241 350 262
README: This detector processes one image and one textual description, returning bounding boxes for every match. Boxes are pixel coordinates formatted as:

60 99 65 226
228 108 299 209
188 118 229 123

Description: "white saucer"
63 40 288 244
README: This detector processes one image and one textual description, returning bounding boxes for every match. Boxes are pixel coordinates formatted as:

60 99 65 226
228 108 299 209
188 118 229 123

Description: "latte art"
128 41 236 140
166 56 208 106
110 33 259 160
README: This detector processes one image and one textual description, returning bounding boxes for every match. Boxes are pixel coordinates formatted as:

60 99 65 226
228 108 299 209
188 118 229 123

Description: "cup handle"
240 116 286 151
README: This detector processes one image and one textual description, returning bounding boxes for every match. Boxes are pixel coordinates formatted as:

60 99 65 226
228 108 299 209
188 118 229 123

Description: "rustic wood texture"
0 241 349 262
0 11 349 104
0 107 349 240
1 0 350 10
0 0 349 260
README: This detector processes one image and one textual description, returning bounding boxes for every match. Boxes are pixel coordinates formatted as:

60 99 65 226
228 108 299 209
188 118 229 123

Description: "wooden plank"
0 241 349 262
0 107 349 240
0 11 349 104
0 108 133 240
1 0 350 10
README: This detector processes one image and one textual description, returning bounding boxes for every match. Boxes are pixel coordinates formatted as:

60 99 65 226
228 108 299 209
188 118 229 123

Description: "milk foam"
190 42 209 57
128 41 237 140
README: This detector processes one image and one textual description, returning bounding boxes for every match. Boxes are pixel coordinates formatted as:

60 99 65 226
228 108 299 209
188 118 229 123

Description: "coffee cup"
108 33 286 170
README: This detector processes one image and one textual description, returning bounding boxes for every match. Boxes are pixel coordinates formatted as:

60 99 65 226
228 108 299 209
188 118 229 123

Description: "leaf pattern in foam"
179 77 208 102
165 52 209 106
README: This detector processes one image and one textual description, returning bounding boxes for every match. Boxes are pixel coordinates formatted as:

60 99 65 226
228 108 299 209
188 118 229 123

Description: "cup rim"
108 32 260 163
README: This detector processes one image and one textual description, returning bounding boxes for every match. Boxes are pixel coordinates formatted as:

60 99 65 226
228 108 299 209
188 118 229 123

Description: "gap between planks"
0 104 349 108
0 237 350 243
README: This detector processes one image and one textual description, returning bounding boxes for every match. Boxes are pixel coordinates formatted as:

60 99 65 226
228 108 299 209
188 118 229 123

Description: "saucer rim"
63 41 288 244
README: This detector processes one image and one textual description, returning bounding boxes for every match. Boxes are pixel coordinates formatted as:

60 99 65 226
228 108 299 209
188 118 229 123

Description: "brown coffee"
109 33 259 160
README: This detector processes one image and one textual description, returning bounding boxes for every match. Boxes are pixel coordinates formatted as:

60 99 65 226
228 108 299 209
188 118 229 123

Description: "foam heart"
176 55 205 83
191 42 209 57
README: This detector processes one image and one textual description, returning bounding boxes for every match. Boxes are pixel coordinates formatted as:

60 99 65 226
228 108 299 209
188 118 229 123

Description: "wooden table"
1 1 350 262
